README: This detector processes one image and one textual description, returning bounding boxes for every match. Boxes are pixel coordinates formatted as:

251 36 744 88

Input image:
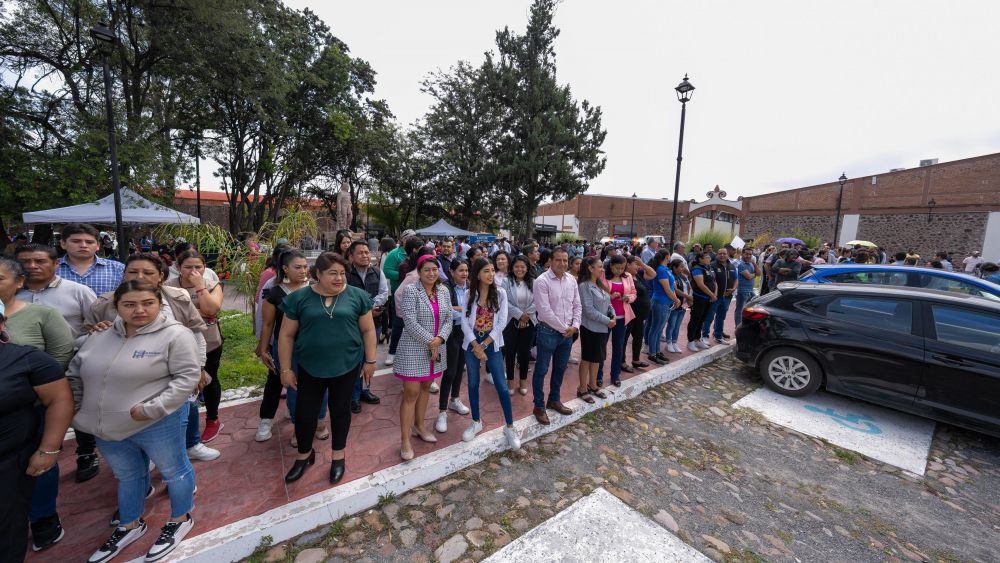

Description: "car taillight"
742 306 769 321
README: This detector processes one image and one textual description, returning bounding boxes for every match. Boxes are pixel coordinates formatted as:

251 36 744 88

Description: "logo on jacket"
133 350 162 359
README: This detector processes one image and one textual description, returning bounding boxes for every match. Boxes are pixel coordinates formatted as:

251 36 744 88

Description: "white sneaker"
435 412 448 433
665 342 676 353
484 376 493 385
89 521 147 563
716 337 731 345
568 356 580 364
144 516 194 562
148 459 155 472
187 443 220 461
688 341 701 353
462 420 484 442
697 341 710 350
449 398 470 415
255 419 273 442
504 426 521 450
429 381 440 394
384 353 394 366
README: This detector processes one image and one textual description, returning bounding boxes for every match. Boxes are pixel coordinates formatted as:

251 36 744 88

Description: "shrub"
555 232 578 244
688 229 733 251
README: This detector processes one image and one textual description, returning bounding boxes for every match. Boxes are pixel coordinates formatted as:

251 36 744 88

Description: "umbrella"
776 237 805 246
846 240 878 248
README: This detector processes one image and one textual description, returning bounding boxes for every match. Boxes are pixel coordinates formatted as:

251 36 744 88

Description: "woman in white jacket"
460 258 520 449
68 281 201 563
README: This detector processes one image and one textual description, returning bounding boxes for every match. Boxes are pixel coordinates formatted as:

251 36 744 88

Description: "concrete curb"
145 345 734 562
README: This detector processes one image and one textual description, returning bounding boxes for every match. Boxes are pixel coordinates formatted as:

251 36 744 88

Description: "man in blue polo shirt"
54 223 124 483
734 247 758 327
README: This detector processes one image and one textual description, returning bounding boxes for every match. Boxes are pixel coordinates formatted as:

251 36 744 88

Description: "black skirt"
579 326 610 363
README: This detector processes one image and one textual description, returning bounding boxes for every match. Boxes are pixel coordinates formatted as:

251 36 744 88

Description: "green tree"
482 0 607 237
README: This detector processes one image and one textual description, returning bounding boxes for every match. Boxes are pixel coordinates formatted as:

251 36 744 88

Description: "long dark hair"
647 249 670 270
334 232 352 257
278 249 307 281
466 257 499 317
510 255 534 290
577 256 607 291
604 254 627 280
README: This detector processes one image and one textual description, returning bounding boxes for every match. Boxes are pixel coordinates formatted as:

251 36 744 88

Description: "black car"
735 282 1000 438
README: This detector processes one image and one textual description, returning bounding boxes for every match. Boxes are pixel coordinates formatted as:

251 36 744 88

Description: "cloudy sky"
278 0 1000 202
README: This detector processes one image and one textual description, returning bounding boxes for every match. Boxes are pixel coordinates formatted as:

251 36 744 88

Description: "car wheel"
760 347 822 397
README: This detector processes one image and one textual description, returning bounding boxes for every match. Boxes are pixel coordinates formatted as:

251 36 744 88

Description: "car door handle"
809 327 836 335
931 354 968 366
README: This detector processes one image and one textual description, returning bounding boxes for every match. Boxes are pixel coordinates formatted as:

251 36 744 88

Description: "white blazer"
460 285 509 354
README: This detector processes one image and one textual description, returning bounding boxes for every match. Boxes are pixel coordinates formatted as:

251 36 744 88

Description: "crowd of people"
3 222 998 563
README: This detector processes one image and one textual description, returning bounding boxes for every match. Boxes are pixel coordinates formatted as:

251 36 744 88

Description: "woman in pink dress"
395 255 453 460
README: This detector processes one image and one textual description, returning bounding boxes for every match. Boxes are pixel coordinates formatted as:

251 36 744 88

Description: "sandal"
315 425 330 440
634 360 650 368
576 390 596 404
621 365 635 373
588 386 607 399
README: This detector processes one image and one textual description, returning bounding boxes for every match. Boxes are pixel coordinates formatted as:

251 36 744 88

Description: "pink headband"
416 255 437 269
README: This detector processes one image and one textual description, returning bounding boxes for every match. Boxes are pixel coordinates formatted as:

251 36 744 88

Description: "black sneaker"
89 520 147 563
110 485 155 526
144 515 194 561
30 513 64 551
359 389 381 404
350 400 362 414
647 354 666 366
76 453 100 482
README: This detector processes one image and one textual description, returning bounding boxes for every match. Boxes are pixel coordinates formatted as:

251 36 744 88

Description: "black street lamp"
833 172 847 248
194 143 202 221
629 192 637 240
927 198 936 223
669 74 695 248
91 22 127 261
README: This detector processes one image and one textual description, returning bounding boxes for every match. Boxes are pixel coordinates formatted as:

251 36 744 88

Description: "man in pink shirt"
531 247 582 424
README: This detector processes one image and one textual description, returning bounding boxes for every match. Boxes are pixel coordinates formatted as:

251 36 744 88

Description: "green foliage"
779 229 824 250
689 229 732 251
218 310 267 390
555 232 578 244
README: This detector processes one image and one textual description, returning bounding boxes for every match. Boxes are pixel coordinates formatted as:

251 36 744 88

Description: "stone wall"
175 203 231 231
742 215 836 244
857 212 988 259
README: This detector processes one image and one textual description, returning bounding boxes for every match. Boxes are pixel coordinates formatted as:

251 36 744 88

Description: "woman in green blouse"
278 252 377 485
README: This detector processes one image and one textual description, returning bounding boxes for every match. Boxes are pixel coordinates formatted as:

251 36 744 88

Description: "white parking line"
733 388 935 475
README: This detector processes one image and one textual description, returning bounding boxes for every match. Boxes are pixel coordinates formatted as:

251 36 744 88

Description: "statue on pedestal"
335 180 353 232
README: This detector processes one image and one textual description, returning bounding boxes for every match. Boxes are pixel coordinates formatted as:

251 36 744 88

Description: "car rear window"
825 296 913 334
930 304 1000 353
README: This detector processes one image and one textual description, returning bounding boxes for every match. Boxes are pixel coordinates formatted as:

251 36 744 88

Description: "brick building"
536 152 1000 261
172 190 335 234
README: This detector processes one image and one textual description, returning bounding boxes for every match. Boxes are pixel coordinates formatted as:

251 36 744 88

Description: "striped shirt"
56 255 125 297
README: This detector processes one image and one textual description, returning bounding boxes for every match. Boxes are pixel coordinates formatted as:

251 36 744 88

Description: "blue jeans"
353 326 381 401
647 300 671 355
734 290 754 327
701 294 733 340
532 324 573 408
96 408 195 523
667 307 686 343
29 406 57 522
273 342 328 420
464 333 514 425
183 400 200 449
608 318 627 383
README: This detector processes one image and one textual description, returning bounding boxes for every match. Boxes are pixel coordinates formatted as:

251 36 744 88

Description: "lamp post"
832 172 847 248
194 143 202 221
927 198 936 223
629 192 637 240
91 22 127 261
669 74 695 248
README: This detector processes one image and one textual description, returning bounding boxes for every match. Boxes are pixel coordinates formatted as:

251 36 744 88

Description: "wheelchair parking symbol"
803 405 883 435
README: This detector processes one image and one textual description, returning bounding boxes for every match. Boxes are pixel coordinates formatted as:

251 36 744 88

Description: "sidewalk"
28 309 738 562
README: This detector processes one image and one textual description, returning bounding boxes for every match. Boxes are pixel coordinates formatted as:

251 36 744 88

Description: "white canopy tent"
22 188 201 225
415 219 475 237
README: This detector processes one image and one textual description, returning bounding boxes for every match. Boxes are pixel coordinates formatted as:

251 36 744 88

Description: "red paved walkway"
30 306 737 562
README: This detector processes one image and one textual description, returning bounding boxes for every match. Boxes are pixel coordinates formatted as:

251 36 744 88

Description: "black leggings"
503 319 535 381
294 366 355 454
625 316 646 362
2 418 38 561
259 368 282 420
439 326 465 410
75 430 97 456
687 298 712 343
203 346 223 420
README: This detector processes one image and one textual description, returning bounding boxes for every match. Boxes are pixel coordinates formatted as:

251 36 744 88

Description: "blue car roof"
806 264 1000 295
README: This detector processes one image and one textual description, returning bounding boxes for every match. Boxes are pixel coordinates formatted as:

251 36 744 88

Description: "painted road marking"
733 388 935 475
484 487 710 563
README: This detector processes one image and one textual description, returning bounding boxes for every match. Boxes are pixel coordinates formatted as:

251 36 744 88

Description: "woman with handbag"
576 257 614 402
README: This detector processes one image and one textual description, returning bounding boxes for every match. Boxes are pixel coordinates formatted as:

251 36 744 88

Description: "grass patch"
833 447 862 465
218 309 268 390
377 492 397 508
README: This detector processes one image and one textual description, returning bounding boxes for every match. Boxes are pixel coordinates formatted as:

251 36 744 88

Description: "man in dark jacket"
701 248 737 345
346 241 388 412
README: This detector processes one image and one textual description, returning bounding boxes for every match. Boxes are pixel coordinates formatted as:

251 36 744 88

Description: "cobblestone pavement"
245 355 1000 563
